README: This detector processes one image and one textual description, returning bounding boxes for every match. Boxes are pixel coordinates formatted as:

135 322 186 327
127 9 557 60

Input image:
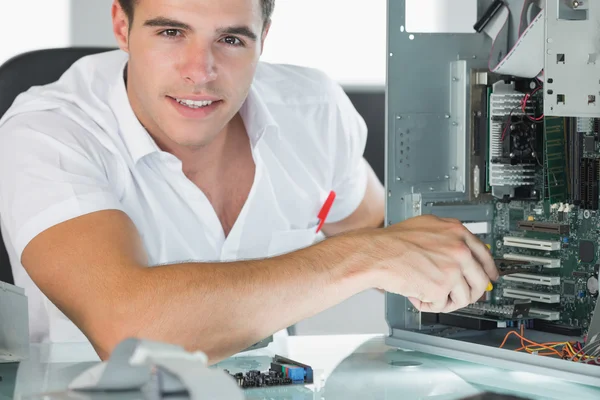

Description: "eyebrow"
143 17 192 31
217 26 258 42
143 17 258 42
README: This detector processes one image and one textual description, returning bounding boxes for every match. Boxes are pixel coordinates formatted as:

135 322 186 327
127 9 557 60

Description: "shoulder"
0 50 128 159
0 110 119 171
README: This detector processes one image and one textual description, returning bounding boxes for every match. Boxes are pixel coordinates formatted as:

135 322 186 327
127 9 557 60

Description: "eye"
222 36 243 46
160 29 182 38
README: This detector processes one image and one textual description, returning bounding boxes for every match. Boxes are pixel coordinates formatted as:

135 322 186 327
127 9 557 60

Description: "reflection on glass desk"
1 335 600 400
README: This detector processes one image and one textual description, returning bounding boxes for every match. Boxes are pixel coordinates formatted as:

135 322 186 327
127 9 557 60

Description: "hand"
363 215 499 313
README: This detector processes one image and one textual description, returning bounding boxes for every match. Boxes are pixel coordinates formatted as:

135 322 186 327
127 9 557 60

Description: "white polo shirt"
0 50 368 345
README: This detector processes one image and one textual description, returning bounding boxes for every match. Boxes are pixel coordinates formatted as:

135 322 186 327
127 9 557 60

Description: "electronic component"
529 308 561 321
227 370 293 389
271 355 313 385
488 82 538 200
502 274 561 286
516 221 569 235
563 281 576 296
502 288 560 304
545 117 568 203
579 159 599 210
502 253 561 268
579 240 596 263
225 355 313 389
458 300 531 320
578 117 594 134
584 135 596 153
502 237 561 251
588 276 599 296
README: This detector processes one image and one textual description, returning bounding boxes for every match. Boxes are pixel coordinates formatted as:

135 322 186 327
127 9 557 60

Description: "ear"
112 0 130 52
260 20 271 55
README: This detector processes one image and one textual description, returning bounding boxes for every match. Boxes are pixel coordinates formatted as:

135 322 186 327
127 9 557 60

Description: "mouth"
167 96 223 118
172 97 220 109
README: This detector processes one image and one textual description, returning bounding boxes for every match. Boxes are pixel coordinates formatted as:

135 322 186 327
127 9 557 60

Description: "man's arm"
22 208 498 364
21 209 375 363
322 158 385 236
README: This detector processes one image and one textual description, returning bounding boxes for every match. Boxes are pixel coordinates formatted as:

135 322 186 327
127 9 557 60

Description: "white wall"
70 0 117 47
0 1 71 65
261 0 387 86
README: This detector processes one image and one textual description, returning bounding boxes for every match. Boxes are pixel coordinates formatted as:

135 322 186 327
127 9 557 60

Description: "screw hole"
547 78 554 84
409 34 415 40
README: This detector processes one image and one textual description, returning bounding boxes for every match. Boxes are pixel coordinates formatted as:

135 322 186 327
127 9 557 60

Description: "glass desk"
1 334 599 399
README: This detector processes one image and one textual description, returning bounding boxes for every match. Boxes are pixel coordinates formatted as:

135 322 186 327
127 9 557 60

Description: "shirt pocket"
267 226 319 257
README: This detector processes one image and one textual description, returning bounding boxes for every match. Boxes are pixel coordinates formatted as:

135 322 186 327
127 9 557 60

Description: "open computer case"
385 0 600 387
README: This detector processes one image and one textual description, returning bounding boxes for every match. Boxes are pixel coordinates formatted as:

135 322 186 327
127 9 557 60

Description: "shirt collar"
238 81 280 148
109 58 279 164
108 58 161 165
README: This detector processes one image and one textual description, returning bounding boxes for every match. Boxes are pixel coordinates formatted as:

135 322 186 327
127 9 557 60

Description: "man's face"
113 0 268 149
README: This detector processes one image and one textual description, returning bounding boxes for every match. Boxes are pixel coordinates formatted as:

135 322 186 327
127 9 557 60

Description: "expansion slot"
530 308 561 321
502 253 561 268
580 158 599 210
517 221 569 235
503 288 560 304
568 119 582 204
502 274 561 286
503 237 561 251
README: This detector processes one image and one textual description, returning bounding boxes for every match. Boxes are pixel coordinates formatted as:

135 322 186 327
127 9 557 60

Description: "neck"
162 114 248 180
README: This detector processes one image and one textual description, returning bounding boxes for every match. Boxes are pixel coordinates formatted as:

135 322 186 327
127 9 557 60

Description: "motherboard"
445 77 600 340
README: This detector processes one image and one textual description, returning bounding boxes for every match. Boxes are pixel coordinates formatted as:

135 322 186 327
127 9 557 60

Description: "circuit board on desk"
225 355 314 389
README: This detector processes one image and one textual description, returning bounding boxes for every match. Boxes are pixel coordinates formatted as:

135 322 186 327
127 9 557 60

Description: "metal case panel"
544 0 600 117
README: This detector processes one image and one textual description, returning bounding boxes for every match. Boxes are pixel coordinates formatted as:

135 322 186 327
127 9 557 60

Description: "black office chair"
0 47 114 284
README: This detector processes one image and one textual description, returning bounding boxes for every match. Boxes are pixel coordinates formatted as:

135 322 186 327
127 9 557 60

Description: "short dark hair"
118 0 275 28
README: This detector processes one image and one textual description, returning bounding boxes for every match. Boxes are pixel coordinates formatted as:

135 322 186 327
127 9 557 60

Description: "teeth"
175 98 214 108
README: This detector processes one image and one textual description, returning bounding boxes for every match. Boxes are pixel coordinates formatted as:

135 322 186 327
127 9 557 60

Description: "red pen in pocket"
316 191 336 233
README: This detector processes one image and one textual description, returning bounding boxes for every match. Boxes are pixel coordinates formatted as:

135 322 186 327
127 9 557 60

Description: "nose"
179 43 218 86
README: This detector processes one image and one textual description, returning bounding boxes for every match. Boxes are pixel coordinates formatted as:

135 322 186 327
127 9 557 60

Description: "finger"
460 248 492 302
439 217 461 224
418 298 450 314
446 278 471 312
408 297 422 310
464 233 499 281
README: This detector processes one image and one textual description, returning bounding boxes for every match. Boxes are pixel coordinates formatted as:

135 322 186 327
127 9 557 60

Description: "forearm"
101 232 374 362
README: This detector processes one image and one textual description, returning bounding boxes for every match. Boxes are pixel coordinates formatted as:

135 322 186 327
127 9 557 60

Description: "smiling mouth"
175 98 219 109
168 96 222 109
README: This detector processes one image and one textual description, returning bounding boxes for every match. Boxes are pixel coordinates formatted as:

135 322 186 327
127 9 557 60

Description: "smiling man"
0 0 497 362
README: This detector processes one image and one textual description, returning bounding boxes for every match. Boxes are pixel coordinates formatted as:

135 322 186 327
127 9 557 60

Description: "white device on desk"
385 0 600 388
68 338 243 400
0 280 28 363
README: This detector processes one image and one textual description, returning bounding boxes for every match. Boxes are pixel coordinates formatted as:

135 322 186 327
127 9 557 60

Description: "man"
0 0 498 362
